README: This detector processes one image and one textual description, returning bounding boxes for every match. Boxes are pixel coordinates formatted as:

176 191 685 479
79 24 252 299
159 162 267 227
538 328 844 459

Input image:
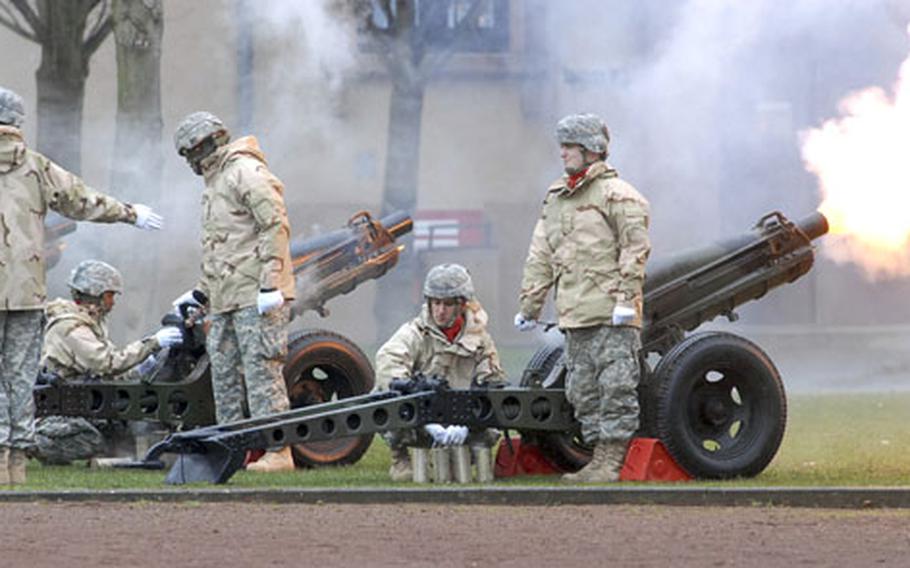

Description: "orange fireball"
801 44 910 278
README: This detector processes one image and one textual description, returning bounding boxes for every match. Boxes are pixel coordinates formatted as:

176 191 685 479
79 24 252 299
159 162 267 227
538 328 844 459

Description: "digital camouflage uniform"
196 136 295 425
34 298 161 464
0 124 137 453
519 131 650 449
375 300 505 450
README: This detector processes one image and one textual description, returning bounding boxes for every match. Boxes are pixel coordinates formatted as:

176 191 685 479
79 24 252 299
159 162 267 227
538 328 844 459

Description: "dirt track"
3 502 908 567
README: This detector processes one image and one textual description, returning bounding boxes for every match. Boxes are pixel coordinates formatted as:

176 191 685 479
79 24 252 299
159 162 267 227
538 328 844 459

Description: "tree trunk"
111 0 163 195
110 0 164 336
374 74 427 340
34 2 92 172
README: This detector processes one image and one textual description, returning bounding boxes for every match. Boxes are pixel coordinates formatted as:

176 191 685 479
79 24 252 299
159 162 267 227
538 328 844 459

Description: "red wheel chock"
619 438 692 482
494 437 692 481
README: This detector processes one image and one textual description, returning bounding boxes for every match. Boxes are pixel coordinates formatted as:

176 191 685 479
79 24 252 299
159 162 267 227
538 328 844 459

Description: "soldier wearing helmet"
172 111 296 473
375 264 505 481
32 260 182 468
515 113 651 483
0 86 165 485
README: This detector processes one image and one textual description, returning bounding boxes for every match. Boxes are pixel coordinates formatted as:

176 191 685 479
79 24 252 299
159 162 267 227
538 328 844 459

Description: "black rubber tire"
283 329 375 468
518 342 592 472
652 331 786 479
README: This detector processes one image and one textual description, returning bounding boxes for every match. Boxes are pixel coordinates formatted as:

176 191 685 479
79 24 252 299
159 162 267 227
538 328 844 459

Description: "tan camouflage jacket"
41 299 159 380
197 136 295 314
519 161 651 329
0 126 136 310
375 301 506 391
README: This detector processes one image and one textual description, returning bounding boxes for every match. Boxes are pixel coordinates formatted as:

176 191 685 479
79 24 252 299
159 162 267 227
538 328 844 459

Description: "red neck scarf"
566 166 589 189
441 315 465 343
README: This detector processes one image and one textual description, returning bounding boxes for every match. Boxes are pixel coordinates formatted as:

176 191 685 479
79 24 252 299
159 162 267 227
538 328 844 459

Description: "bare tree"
338 0 493 336
0 0 113 172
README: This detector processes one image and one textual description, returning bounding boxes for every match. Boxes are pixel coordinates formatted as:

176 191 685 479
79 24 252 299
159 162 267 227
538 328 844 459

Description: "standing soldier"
375 264 505 481
0 86 163 485
35 260 183 465
515 113 651 483
173 112 296 473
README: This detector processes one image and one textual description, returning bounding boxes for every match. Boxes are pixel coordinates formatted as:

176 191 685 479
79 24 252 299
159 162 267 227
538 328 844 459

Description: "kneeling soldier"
34 260 182 468
375 264 505 481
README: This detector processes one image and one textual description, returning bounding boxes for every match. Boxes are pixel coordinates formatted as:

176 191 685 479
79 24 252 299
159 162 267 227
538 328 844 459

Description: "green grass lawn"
17 391 910 490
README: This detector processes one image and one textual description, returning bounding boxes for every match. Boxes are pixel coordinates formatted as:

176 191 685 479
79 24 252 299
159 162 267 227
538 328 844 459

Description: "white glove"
257 289 284 315
154 326 183 349
612 305 636 326
444 425 469 446
514 312 537 332
133 204 163 231
172 289 202 313
423 423 448 445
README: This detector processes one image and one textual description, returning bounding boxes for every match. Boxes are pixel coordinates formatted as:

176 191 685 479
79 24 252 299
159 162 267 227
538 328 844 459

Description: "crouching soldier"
375 264 506 481
33 260 183 466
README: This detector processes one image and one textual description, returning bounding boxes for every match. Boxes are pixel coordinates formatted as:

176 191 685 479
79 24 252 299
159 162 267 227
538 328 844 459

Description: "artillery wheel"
284 329 375 467
518 342 591 471
652 331 786 479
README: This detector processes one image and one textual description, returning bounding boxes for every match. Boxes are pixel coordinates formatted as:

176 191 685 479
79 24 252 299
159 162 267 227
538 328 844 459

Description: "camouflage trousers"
32 416 104 465
564 325 641 445
207 305 291 425
0 309 43 450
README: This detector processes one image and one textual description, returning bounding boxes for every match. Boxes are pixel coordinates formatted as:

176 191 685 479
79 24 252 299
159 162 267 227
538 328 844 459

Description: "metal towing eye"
145 378 577 484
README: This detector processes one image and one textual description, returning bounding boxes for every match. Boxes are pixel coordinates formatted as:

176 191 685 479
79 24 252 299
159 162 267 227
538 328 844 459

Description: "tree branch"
7 0 43 41
0 10 38 42
84 0 110 43
83 7 112 56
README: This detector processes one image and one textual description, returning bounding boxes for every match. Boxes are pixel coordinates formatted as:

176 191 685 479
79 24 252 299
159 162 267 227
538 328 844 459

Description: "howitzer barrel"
642 210 828 353
290 210 414 315
797 211 828 241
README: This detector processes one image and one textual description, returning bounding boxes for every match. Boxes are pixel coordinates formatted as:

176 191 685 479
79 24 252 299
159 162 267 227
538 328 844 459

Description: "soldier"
515 113 651 483
375 264 506 481
34 260 183 465
0 86 163 485
172 111 296 473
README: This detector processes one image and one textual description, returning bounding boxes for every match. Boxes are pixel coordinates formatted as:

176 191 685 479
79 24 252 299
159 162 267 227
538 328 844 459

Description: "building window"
367 0 510 53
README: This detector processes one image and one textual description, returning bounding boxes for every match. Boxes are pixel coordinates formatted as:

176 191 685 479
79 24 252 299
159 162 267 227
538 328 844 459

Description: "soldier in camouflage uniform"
375 264 506 481
34 260 182 465
173 111 296 473
515 113 651 483
0 87 163 485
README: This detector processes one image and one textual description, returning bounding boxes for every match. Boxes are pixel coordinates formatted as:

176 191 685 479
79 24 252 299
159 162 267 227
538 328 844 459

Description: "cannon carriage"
137 209 827 484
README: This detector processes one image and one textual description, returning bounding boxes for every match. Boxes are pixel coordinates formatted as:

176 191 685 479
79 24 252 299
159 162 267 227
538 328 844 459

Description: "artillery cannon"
145 209 827 484
33 210 412 468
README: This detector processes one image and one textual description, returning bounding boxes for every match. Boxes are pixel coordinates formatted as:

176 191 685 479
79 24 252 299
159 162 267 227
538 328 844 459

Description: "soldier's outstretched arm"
65 326 160 378
40 155 162 229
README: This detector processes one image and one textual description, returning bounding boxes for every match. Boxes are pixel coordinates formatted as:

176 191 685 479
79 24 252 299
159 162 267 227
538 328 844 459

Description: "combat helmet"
173 111 230 174
67 260 124 299
555 113 610 154
423 264 475 301
0 87 25 128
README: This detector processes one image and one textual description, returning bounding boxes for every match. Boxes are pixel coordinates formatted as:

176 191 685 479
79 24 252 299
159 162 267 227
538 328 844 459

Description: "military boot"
246 446 295 473
9 448 28 485
561 441 627 483
388 446 412 482
0 447 9 485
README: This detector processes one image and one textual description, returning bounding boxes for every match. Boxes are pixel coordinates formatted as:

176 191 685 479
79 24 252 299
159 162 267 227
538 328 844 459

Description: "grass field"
18 391 910 490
